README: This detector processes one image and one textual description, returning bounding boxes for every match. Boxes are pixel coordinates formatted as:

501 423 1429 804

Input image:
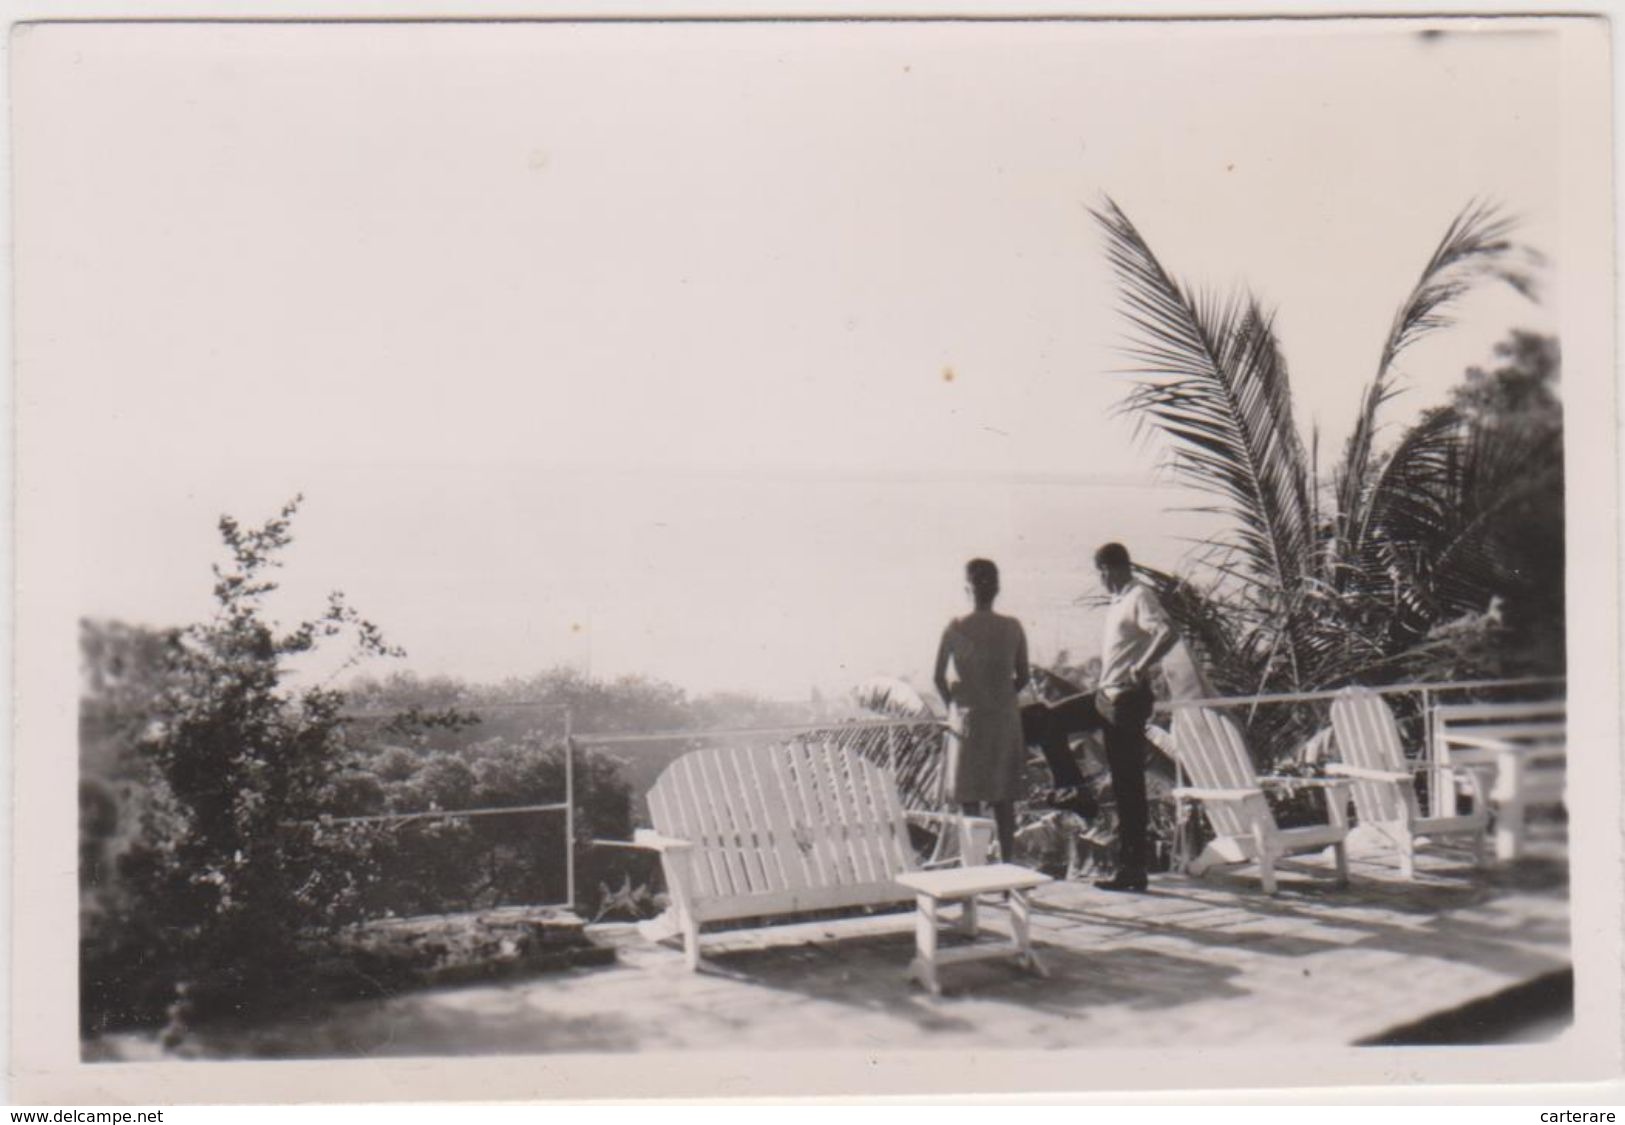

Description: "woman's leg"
991 801 1017 864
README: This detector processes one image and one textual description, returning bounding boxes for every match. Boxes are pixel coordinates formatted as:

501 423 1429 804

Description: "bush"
82 497 401 1030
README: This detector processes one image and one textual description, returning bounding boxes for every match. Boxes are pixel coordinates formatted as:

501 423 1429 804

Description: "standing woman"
933 558 1030 864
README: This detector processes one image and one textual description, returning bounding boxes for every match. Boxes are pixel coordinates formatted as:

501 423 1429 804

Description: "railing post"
1420 687 1442 816
1173 753 1189 873
1166 704 1192 874
565 708 576 912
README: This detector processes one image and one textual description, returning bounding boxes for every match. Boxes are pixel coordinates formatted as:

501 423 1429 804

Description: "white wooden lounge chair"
1327 687 1488 878
1434 699 1566 860
1170 706 1350 895
634 739 992 970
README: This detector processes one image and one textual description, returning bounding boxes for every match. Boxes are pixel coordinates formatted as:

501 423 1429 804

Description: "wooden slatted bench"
1433 699 1566 860
634 740 992 971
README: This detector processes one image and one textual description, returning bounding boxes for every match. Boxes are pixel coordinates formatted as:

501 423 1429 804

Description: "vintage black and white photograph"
9 9 1619 1104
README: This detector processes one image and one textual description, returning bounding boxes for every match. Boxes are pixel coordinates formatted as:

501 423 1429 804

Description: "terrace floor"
93 827 1571 1060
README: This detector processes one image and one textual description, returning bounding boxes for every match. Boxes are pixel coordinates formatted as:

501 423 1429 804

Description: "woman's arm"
1013 622 1031 692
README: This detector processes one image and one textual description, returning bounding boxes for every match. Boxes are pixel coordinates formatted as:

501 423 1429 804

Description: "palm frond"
811 719 945 814
1352 408 1557 649
1094 198 1315 609
841 678 948 811
1334 202 1533 558
852 676 940 722
1380 202 1526 373
1132 566 1260 700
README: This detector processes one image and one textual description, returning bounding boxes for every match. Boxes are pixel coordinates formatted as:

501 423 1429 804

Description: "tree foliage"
82 498 411 1029
81 511 842 1031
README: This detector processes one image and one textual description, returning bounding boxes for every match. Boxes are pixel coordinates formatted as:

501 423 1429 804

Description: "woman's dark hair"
1093 542 1132 569
966 558 1000 602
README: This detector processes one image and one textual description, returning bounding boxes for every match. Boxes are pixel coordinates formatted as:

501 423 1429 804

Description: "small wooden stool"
894 864 1053 995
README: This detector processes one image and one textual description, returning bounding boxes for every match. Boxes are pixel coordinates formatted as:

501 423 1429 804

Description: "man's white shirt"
1099 581 1172 699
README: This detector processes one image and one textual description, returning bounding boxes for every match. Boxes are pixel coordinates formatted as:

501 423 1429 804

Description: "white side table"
894 864 1053 996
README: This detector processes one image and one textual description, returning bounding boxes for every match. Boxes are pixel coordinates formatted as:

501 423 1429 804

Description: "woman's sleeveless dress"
940 612 1027 803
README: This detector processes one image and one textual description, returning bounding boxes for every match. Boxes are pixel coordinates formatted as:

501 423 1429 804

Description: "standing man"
1025 542 1179 892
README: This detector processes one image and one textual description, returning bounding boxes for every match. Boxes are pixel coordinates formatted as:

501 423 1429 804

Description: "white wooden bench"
634 740 992 970
1432 699 1566 860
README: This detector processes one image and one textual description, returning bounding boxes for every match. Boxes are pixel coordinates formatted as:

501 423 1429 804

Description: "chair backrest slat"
687 752 748 897
1172 707 1264 842
763 744 819 889
788 740 832 886
1330 687 1412 825
715 744 773 894
667 755 725 899
733 744 794 893
830 745 878 884
870 745 918 875
830 742 880 885
850 744 915 880
647 740 923 904
811 742 858 885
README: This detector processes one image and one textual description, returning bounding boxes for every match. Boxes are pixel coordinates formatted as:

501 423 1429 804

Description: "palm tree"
1094 198 1555 760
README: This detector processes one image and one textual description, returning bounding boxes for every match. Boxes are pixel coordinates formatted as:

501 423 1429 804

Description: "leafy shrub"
82 498 403 1030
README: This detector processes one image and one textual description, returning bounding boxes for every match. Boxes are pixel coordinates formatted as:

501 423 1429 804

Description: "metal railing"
325 702 580 911
1155 676 1565 827
324 677 1561 914
322 707 939 916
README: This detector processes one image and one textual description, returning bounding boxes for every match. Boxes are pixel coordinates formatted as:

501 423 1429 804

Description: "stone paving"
91 829 1570 1060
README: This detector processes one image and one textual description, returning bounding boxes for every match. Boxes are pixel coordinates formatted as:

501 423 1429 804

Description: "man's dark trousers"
1022 686 1155 873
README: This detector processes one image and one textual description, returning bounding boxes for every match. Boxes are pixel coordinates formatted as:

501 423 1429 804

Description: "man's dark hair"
966 557 1000 602
1094 542 1132 569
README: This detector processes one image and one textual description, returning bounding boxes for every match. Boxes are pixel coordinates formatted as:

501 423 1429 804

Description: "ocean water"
83 465 1226 703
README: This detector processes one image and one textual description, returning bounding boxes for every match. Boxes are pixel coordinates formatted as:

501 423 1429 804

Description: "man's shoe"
1093 871 1149 893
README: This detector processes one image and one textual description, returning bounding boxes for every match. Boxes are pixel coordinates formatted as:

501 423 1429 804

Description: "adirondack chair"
1434 698 1566 860
1326 687 1488 878
633 739 993 970
1170 706 1350 894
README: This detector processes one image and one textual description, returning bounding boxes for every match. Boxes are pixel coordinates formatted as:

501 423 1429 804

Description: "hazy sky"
17 19 1561 699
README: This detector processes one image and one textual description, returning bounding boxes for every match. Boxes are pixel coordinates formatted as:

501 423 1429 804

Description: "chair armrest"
1325 764 1413 784
907 811 996 867
1172 786 1263 802
1257 775 1352 794
906 810 995 832
631 828 695 852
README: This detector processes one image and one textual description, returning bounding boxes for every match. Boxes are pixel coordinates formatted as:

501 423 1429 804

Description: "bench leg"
909 893 942 996
1495 803 1524 861
958 895 979 937
1331 840 1349 887
1258 853 1278 896
680 912 702 973
1009 889 1047 978
1252 821 1278 895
